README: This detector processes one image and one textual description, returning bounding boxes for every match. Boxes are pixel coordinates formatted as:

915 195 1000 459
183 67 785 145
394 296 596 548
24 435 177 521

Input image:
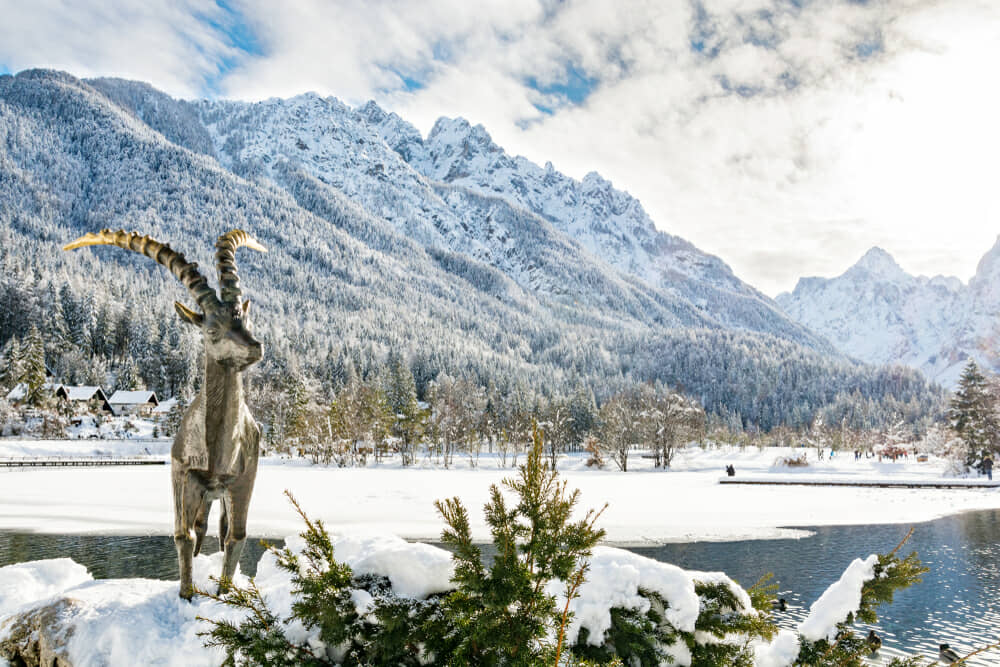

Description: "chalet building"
151 397 179 419
55 385 113 413
108 390 159 416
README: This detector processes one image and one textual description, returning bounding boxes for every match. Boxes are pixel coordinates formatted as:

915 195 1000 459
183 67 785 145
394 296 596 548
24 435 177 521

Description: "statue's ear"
174 301 204 327
241 299 251 317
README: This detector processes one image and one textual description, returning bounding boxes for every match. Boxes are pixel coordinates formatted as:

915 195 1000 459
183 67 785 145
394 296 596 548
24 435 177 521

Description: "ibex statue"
65 228 267 599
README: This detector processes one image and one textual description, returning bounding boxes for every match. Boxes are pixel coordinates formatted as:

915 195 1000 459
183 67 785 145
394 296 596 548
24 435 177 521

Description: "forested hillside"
0 69 943 433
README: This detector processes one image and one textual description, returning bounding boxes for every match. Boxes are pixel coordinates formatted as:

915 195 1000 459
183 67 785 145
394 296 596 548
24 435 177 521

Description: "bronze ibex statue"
65 228 267 599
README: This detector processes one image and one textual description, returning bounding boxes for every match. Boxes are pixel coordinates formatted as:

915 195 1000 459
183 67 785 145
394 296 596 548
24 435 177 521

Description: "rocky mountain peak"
849 246 906 281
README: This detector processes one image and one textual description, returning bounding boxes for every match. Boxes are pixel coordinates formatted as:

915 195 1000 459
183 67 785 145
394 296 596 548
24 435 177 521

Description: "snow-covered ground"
1 442 997 543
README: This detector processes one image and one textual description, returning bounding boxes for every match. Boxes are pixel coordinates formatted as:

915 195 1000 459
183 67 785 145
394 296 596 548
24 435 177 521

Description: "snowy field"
1 441 998 543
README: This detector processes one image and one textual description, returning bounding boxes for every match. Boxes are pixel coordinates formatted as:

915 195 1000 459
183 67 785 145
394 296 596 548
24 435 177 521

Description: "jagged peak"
289 91 349 112
357 99 387 122
850 246 907 280
427 116 493 146
581 171 612 190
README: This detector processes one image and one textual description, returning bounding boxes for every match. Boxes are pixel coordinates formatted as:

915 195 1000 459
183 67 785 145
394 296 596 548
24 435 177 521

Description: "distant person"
725 464 735 477
983 455 994 481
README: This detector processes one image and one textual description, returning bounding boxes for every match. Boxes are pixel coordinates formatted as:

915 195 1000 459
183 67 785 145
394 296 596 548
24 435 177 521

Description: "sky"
1 0 998 296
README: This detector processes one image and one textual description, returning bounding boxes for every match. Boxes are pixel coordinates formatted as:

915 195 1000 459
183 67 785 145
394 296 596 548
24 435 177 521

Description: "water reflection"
625 509 1000 666
0 533 281 579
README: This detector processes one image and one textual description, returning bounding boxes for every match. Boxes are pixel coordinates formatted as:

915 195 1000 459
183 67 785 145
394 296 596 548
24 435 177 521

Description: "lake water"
2 509 998 665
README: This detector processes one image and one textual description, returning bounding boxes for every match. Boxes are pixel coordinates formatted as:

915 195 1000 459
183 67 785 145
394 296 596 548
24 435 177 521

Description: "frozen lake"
3 509 998 665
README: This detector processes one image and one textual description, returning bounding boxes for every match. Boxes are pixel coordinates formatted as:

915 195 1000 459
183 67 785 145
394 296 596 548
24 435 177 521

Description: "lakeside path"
0 442 998 543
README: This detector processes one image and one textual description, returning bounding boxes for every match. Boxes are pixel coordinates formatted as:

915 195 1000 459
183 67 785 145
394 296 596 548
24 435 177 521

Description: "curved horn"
215 230 267 304
64 229 220 312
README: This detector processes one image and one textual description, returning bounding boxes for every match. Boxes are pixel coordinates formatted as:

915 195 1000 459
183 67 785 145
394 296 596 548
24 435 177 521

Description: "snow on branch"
797 554 878 641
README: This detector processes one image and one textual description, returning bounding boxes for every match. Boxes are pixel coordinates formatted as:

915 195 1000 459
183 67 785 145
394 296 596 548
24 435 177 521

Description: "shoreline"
1 443 997 545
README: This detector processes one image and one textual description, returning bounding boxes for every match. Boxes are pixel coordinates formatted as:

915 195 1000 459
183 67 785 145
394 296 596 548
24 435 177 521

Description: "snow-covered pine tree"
567 385 597 450
0 337 21 393
114 357 141 392
163 397 186 438
59 284 91 350
21 325 48 406
949 360 997 465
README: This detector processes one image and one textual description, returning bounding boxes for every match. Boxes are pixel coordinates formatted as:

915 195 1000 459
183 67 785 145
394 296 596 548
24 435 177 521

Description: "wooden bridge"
0 456 166 468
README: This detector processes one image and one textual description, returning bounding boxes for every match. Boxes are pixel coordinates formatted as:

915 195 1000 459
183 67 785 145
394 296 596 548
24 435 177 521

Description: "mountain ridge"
0 68 942 430
89 75 825 348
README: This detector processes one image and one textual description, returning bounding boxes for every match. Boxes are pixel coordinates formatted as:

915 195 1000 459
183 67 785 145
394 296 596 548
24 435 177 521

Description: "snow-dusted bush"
773 453 809 468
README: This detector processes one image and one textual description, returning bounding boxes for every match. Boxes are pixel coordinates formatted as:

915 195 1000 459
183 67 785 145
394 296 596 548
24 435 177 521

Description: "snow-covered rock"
777 240 1000 386
0 553 238 667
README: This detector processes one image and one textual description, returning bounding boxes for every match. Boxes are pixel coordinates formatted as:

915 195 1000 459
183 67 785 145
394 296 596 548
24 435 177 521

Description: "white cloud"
2 0 998 295
0 0 234 97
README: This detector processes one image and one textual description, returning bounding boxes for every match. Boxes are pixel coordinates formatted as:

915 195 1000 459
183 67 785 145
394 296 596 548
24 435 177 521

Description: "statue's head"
176 300 263 371
65 229 267 372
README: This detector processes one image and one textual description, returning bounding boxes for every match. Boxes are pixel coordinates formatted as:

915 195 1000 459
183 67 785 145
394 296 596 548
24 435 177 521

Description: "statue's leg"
174 470 206 600
219 481 252 592
193 499 212 557
219 499 229 547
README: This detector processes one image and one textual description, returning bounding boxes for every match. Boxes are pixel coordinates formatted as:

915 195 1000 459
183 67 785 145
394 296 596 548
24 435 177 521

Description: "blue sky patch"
853 31 884 59
380 67 427 94
525 64 598 115
197 0 265 96
431 40 454 63
0 64 10 75
689 1 723 58
213 0 263 56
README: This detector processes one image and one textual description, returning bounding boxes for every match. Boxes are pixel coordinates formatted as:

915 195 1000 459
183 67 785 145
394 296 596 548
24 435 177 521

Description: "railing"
0 456 166 468
719 476 999 489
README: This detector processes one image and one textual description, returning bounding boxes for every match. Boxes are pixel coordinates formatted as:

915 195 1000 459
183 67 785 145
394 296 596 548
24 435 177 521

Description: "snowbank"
0 533 778 666
0 552 244 667
0 558 91 618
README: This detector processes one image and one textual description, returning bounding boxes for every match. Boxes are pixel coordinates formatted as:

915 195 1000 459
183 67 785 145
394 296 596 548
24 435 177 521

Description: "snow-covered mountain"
362 103 810 334
98 83 819 344
0 69 943 428
777 243 1000 386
